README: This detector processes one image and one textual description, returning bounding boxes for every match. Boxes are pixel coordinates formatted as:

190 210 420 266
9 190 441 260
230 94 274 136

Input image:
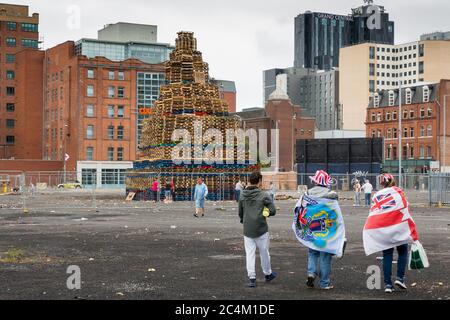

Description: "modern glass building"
74 39 173 64
294 4 394 70
137 72 166 145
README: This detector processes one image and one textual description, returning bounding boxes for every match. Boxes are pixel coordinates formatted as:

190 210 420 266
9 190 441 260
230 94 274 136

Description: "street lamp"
398 82 403 187
292 113 297 172
436 95 449 172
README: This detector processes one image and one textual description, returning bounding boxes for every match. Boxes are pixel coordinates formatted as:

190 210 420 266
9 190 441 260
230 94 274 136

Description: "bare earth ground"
0 190 448 300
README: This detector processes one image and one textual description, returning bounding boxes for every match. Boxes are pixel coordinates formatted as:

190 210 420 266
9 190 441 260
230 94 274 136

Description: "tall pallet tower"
126 32 257 201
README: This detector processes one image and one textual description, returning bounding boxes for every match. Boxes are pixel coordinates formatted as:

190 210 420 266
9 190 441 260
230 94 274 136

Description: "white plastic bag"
408 241 430 270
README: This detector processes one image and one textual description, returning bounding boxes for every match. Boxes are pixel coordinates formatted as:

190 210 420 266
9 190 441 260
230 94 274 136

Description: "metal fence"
429 174 450 205
0 171 447 210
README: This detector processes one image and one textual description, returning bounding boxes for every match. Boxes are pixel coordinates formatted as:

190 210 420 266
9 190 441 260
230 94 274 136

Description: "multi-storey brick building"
41 41 165 187
366 80 450 173
0 3 39 159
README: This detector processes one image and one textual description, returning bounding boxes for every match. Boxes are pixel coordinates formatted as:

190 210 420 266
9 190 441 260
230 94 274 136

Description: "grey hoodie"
238 186 276 239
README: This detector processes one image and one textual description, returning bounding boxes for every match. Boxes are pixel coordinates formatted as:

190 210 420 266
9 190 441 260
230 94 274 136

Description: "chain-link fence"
0 171 447 211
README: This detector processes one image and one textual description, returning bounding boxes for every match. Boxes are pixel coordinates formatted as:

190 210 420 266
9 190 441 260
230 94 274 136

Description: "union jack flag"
295 206 308 225
371 192 396 211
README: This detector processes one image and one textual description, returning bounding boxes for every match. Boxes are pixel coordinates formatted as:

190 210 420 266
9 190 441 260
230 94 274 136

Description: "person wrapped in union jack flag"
363 173 419 294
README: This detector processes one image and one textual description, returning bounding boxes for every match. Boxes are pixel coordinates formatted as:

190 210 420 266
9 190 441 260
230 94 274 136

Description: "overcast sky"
10 0 450 110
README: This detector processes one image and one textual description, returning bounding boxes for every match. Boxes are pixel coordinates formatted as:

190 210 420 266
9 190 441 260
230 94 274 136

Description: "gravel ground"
0 191 448 300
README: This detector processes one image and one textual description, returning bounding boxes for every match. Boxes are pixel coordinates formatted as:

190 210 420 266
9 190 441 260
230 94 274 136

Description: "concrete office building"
0 3 39 159
294 2 394 70
340 40 450 130
299 69 340 131
98 22 157 44
420 31 450 41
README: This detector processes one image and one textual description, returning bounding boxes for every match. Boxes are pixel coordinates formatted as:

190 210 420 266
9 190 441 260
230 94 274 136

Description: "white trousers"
244 232 272 279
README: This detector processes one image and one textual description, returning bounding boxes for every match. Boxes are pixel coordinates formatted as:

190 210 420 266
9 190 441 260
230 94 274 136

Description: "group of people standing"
353 179 374 207
149 178 175 203
238 170 420 293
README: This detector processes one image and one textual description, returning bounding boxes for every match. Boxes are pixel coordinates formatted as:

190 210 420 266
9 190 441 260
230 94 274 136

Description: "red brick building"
366 80 450 173
0 3 39 159
40 41 165 180
236 88 315 172
211 79 236 113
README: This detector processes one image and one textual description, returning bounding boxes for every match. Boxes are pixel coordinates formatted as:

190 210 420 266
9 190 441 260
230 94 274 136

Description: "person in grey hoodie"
305 170 338 290
239 171 277 288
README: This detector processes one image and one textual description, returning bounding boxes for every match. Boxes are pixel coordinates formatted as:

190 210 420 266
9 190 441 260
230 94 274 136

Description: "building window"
118 71 125 81
409 110 414 119
419 61 424 74
373 93 380 107
86 147 94 161
410 127 415 138
108 105 115 118
403 110 408 119
392 111 397 120
87 69 95 79
420 107 425 118
86 105 94 117
6 54 15 63
402 146 408 159
6 103 15 112
403 127 408 138
405 89 412 104
420 126 425 137
6 87 15 96
389 91 395 106
377 113 382 122
21 39 39 48
427 108 432 117
6 71 15 80
118 106 124 118
386 112 391 121
409 146 414 159
369 80 375 93
427 146 432 159
7 21 17 31
108 148 114 161
387 129 392 139
117 147 124 161
6 119 15 128
427 125 432 137
117 126 124 140
108 71 115 80
87 85 94 97
108 86 115 98
369 47 376 59
108 126 114 139
6 136 15 145
369 63 375 76
118 87 125 98
387 146 392 159
423 86 430 102
87 125 94 139
21 23 38 32
371 113 376 122
419 44 424 57
420 146 425 159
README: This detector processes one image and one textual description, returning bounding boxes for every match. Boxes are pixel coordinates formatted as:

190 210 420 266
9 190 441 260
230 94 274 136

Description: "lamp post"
436 95 449 172
292 113 297 172
398 82 403 187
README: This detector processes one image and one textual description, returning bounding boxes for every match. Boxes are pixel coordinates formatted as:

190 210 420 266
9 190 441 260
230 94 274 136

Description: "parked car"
57 181 82 189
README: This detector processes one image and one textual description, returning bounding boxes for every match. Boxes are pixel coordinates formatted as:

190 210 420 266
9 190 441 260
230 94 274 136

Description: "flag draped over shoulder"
363 187 418 256
292 194 346 256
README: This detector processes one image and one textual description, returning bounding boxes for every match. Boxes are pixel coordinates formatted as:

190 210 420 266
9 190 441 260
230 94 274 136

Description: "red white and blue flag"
363 187 418 256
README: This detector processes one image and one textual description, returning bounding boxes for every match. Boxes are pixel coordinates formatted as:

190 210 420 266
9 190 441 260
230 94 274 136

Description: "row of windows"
371 62 418 72
48 71 64 82
87 69 125 81
370 108 433 122
86 85 126 98
85 147 124 162
0 119 15 128
86 125 125 140
385 145 432 160
4 37 38 48
369 44 424 60
4 22 38 32
374 125 433 139
377 45 417 53
86 105 125 118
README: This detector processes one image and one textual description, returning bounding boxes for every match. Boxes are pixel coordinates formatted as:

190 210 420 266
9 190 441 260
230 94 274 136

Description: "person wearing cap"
302 170 340 290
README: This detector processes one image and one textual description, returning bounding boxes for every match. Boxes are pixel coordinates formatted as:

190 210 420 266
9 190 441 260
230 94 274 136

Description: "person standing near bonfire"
193 177 208 218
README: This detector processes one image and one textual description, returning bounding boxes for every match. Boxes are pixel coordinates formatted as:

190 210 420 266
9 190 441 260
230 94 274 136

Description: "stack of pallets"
127 31 258 201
